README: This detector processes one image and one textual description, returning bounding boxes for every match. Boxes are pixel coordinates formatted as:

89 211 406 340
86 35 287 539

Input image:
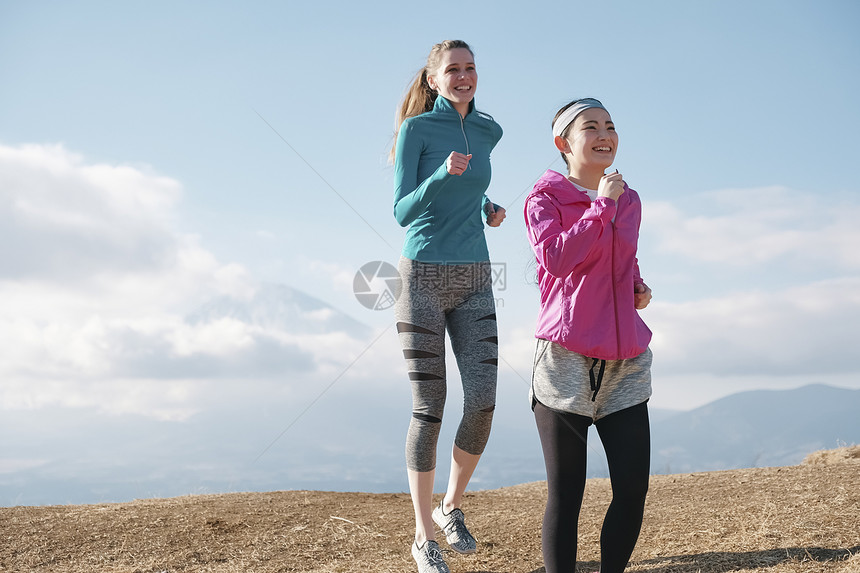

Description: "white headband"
552 98 607 139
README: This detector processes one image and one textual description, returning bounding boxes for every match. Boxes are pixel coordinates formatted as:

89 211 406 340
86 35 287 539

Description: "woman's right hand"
446 152 472 176
597 170 625 201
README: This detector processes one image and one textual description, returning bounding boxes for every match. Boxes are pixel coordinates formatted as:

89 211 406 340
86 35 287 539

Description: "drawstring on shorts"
589 357 606 401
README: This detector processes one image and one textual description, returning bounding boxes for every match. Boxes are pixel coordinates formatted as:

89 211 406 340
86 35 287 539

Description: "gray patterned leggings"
395 257 498 473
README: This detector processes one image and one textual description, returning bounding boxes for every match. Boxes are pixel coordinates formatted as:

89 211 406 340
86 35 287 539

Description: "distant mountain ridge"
2 383 858 506
186 283 370 339
650 383 860 474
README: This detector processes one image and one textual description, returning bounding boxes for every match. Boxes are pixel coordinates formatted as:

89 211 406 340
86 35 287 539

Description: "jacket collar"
432 95 476 118
530 170 591 205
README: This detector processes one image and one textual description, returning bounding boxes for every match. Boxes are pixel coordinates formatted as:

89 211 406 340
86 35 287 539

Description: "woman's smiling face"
427 47 477 112
564 107 618 170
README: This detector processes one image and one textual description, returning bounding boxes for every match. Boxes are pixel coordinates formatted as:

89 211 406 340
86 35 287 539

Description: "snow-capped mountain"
186 283 370 339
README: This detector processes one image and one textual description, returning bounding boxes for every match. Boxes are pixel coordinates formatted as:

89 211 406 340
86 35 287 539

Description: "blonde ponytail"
389 40 473 163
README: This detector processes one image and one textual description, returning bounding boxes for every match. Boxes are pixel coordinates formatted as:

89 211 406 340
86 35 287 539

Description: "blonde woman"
391 40 505 573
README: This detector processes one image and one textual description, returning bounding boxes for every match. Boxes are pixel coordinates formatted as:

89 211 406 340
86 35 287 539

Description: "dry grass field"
2 446 858 573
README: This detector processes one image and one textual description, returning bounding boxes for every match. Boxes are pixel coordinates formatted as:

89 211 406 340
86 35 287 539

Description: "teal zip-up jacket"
393 96 503 264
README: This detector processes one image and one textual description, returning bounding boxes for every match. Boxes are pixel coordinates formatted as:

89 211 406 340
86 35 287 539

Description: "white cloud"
499 325 539 384
0 144 178 280
646 186 860 271
305 258 359 292
647 277 860 377
0 143 373 419
0 458 49 475
628 184 860 407
0 143 255 308
0 376 203 421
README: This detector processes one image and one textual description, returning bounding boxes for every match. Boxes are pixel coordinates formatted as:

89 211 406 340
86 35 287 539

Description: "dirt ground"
2 447 859 573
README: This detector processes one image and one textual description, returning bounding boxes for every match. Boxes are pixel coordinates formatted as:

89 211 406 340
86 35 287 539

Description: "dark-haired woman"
524 98 653 573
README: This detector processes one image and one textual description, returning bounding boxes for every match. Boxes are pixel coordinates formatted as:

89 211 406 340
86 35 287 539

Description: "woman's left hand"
634 283 652 310
486 204 506 227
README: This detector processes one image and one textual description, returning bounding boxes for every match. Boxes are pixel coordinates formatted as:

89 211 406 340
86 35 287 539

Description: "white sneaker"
432 501 477 554
412 540 450 573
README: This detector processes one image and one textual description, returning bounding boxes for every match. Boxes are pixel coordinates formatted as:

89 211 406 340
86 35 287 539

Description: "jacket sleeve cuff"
589 196 617 221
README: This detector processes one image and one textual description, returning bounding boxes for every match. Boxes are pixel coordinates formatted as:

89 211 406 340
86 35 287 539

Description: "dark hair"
551 98 606 170
389 40 474 163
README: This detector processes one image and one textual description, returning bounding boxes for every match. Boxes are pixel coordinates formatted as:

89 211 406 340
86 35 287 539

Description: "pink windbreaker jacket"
524 169 652 360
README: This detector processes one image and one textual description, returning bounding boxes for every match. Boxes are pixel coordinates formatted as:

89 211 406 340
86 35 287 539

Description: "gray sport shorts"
531 338 652 421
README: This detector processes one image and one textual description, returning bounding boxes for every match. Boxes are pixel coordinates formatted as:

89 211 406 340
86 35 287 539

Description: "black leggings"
534 400 650 573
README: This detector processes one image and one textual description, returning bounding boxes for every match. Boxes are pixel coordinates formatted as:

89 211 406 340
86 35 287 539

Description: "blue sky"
1 0 859 500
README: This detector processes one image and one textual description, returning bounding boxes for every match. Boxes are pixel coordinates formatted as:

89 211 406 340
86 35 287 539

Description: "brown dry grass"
2 447 859 573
